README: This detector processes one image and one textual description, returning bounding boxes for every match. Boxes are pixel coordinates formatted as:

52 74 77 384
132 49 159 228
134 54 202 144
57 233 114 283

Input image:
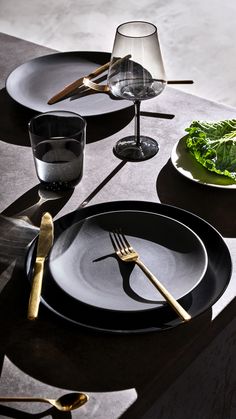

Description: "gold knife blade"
27 212 54 320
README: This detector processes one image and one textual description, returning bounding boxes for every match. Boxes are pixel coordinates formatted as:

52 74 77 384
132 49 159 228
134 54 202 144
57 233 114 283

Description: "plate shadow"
156 159 236 238
0 88 134 147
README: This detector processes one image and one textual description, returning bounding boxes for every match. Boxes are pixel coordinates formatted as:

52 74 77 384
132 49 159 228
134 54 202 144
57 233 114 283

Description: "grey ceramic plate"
6 51 132 116
171 136 236 188
48 210 207 312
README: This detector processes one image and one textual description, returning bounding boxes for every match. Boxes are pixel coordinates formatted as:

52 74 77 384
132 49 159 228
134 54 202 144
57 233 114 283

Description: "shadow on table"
0 405 71 419
0 88 134 146
2 288 236 417
0 229 213 397
1 260 213 393
156 159 236 238
3 276 236 419
2 184 74 227
0 159 128 277
0 184 73 283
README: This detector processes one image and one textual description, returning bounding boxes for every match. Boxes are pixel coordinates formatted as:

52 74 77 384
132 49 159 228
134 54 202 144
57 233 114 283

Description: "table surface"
1 32 236 419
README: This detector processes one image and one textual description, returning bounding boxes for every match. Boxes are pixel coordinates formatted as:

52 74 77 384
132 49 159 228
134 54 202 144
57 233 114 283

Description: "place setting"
25 200 232 334
2 18 236 419
5 21 193 159
4 21 229 337
18 93 231 334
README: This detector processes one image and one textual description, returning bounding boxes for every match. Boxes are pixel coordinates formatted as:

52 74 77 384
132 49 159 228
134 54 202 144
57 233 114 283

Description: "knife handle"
27 257 45 320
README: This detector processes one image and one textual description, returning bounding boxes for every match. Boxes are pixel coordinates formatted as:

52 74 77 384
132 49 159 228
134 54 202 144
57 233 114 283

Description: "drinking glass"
28 111 86 191
107 21 166 161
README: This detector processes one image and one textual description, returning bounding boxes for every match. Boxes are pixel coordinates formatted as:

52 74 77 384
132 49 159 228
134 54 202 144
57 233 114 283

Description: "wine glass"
107 21 167 161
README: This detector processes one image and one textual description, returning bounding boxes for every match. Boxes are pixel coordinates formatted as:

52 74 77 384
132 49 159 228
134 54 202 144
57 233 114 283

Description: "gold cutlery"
110 231 191 322
0 392 88 412
47 54 131 104
83 77 193 93
27 212 54 320
48 53 192 104
47 60 111 104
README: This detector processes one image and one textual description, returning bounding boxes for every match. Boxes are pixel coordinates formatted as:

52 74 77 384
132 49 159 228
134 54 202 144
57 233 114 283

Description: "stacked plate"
25 201 231 333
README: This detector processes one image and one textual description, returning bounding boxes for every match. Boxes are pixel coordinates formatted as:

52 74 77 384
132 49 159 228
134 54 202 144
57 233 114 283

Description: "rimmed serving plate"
171 136 236 188
25 201 232 333
6 51 132 117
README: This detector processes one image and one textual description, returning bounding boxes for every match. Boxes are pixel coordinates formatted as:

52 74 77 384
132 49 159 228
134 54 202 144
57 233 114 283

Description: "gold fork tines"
110 231 191 322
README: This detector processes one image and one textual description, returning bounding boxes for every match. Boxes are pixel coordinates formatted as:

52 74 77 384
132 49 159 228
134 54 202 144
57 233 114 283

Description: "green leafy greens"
185 119 236 180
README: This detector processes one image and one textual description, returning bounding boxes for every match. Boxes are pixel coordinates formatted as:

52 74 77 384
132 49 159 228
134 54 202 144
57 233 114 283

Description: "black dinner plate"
6 51 132 116
25 201 232 333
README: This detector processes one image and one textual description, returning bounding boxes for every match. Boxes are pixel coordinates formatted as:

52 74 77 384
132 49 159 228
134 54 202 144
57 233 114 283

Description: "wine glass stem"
134 100 141 147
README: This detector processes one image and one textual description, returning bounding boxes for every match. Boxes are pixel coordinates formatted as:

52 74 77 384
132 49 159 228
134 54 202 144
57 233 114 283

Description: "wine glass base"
113 136 159 162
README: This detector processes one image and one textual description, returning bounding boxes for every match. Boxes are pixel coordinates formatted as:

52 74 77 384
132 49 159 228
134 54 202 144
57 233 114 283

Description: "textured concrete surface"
0 0 236 107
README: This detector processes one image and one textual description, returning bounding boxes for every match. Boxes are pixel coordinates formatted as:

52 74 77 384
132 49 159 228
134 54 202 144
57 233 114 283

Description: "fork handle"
135 259 191 322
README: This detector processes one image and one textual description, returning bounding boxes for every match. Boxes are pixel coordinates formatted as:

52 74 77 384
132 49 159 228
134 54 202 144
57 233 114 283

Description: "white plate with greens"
171 120 236 189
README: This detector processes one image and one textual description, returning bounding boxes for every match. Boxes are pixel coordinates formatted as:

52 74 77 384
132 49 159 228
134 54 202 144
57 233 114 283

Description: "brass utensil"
110 231 191 322
83 77 194 92
27 212 54 320
47 60 111 104
0 392 88 412
48 54 132 104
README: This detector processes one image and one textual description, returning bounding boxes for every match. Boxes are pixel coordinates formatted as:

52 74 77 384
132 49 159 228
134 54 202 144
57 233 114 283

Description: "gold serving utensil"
27 212 54 320
47 60 111 104
0 392 88 412
110 231 191 322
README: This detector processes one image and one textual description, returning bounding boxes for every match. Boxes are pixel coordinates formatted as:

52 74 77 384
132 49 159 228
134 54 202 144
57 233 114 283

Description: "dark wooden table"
1 32 236 419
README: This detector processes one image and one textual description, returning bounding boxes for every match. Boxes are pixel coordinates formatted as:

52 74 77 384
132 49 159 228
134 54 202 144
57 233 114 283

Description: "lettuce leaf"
185 119 236 180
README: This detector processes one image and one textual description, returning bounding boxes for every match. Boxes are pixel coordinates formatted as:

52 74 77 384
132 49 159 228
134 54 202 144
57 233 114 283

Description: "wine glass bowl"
107 21 166 161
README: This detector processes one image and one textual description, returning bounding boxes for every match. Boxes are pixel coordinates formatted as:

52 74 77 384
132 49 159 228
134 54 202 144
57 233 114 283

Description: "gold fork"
110 231 191 322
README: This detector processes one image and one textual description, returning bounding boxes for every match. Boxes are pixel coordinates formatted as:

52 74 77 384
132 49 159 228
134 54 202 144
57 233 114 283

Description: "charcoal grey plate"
49 211 207 312
6 51 132 116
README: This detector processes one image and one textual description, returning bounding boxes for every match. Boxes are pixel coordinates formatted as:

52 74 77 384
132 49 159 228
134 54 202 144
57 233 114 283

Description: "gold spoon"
0 392 88 412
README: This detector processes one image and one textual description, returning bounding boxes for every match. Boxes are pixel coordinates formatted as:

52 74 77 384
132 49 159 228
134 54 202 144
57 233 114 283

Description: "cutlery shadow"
2 184 73 227
79 160 127 208
0 88 134 146
156 159 236 238
0 184 73 278
93 253 162 304
0 405 71 418
140 111 175 119
0 354 4 377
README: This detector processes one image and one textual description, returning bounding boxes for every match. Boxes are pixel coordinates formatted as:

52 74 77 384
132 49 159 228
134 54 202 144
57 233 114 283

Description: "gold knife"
47 60 111 104
27 212 54 320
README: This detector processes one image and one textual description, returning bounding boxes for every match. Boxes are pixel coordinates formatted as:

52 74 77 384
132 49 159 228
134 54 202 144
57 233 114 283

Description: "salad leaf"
185 119 236 180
